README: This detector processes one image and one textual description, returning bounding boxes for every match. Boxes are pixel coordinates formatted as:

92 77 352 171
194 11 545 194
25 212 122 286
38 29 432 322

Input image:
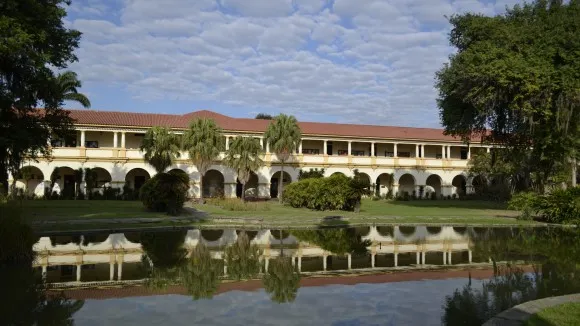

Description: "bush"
208 198 271 211
509 187 580 223
102 186 121 200
283 174 362 211
139 170 190 215
452 193 457 199
430 192 437 200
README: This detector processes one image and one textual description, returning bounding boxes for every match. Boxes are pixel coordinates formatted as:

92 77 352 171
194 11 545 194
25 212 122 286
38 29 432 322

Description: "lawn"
524 302 580 326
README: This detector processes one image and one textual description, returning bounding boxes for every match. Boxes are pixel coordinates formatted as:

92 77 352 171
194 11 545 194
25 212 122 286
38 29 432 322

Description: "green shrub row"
139 170 190 215
283 173 368 211
509 187 580 223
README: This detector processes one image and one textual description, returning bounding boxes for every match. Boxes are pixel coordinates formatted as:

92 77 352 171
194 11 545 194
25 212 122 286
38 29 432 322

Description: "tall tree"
436 0 580 193
182 118 224 201
55 71 91 108
140 126 181 173
255 113 273 120
223 136 263 201
0 0 81 194
264 114 301 202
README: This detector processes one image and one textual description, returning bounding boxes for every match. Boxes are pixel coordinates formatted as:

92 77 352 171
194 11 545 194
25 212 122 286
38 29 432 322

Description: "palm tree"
181 243 220 300
224 232 261 280
223 137 263 201
55 71 91 108
262 256 301 303
140 126 181 174
182 118 224 201
263 114 301 202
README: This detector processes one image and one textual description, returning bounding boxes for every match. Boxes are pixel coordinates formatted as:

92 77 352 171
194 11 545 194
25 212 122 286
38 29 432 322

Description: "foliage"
140 230 187 270
182 118 224 200
55 71 91 108
181 243 221 300
509 187 580 223
283 174 367 211
0 203 84 324
139 170 190 215
206 198 271 211
291 226 370 256
83 167 98 199
264 114 301 202
298 168 325 180
224 232 261 280
436 1 580 193
255 113 273 120
140 126 181 173
262 257 301 303
0 0 81 195
223 136 263 201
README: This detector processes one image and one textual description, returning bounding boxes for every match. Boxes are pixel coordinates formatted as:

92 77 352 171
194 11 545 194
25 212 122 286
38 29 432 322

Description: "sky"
64 0 524 128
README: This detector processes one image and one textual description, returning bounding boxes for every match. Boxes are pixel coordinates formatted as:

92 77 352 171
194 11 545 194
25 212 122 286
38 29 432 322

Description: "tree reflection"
442 228 580 326
181 243 220 300
263 256 300 303
141 230 187 290
0 205 84 325
291 225 370 256
224 232 261 280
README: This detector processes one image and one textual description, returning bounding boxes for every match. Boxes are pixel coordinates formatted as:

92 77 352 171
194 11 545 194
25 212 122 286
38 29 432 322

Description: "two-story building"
11 109 493 199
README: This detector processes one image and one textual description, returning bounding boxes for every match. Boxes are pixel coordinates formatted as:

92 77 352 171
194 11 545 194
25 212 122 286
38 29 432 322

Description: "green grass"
524 302 580 326
19 200 176 221
194 198 538 226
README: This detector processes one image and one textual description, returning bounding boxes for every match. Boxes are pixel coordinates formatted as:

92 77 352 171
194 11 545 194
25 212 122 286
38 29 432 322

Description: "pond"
2 224 580 325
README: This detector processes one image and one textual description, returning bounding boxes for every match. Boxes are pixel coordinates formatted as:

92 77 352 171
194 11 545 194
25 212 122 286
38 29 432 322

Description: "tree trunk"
572 158 577 187
278 164 284 203
241 182 246 202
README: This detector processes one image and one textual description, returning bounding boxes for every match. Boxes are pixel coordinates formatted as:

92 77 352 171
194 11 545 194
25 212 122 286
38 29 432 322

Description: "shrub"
139 170 190 215
298 168 325 180
452 193 457 199
430 192 437 200
283 174 362 211
509 187 580 223
103 186 121 200
508 192 538 220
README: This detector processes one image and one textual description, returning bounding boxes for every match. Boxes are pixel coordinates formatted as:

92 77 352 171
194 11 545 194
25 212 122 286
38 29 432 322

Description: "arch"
15 166 44 196
271 230 290 240
91 167 112 189
452 175 467 196
51 166 76 199
472 175 487 194
331 172 346 177
398 226 416 237
203 170 225 198
355 172 372 195
236 230 258 241
201 230 224 242
236 171 259 198
425 174 442 198
375 173 394 196
354 226 371 237
426 227 441 235
377 226 394 237
398 173 416 197
453 227 467 235
125 168 151 191
270 171 292 198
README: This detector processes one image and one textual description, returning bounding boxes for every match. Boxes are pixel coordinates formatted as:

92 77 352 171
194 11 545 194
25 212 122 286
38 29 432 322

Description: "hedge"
509 186 580 223
283 173 364 211
139 170 190 215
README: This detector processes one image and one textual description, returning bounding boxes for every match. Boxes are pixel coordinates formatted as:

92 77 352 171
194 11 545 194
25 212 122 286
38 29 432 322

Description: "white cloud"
66 0 520 128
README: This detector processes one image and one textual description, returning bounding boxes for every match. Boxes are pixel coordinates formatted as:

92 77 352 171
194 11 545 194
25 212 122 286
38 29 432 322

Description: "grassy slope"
524 302 580 326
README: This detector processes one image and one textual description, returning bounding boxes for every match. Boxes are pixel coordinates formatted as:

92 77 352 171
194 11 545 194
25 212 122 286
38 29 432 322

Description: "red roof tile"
67 109 473 142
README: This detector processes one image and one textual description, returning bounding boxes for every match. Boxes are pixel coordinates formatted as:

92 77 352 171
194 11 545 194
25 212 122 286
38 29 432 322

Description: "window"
460 149 468 160
85 141 99 148
398 152 411 158
436 154 443 159
338 150 348 156
385 151 394 157
303 148 319 155
352 150 365 156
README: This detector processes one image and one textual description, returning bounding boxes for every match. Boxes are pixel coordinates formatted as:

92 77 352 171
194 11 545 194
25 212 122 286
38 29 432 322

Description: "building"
11 109 492 199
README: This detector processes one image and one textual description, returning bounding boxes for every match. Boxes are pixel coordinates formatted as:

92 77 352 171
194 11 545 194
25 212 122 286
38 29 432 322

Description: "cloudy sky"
64 0 523 128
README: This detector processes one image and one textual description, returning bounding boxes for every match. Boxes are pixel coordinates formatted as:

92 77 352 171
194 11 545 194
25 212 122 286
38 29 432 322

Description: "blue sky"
63 0 523 127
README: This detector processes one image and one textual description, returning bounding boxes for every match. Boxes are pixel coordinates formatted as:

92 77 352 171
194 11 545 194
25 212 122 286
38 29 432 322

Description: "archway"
201 230 224 242
330 172 346 177
270 171 292 198
236 230 258 241
375 173 394 196
236 172 259 198
398 173 415 197
398 226 416 237
377 226 394 237
125 168 151 191
425 174 442 198
426 227 441 235
452 175 467 196
472 175 487 194
15 166 44 196
355 172 371 195
91 167 112 189
50 166 76 199
203 170 225 198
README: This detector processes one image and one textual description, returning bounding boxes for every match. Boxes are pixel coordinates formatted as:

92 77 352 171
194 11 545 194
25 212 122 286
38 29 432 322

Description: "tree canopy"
436 0 580 192
0 0 82 194
223 136 263 201
140 126 181 173
255 113 273 120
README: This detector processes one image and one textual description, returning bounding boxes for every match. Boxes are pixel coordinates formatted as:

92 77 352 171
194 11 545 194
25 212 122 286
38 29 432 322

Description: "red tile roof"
67 109 474 142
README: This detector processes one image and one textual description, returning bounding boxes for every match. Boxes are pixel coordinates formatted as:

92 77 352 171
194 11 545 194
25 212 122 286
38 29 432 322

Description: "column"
486 147 491 153
323 255 327 271
113 132 118 148
441 145 446 159
259 137 263 150
415 144 419 158
348 141 352 156
291 256 296 267
297 256 302 272
447 146 451 159
121 132 126 148
76 264 82 282
467 147 471 160
109 262 115 281
117 259 123 281
266 141 270 153
370 142 375 157
393 143 398 157
42 265 47 280
80 130 86 147
416 251 420 265
265 258 269 272
371 254 376 268
421 251 426 265
298 141 303 154
223 265 228 276
225 136 230 150
394 253 398 267
448 252 452 265
323 140 328 155
347 254 352 270
443 251 447 265
468 250 473 264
